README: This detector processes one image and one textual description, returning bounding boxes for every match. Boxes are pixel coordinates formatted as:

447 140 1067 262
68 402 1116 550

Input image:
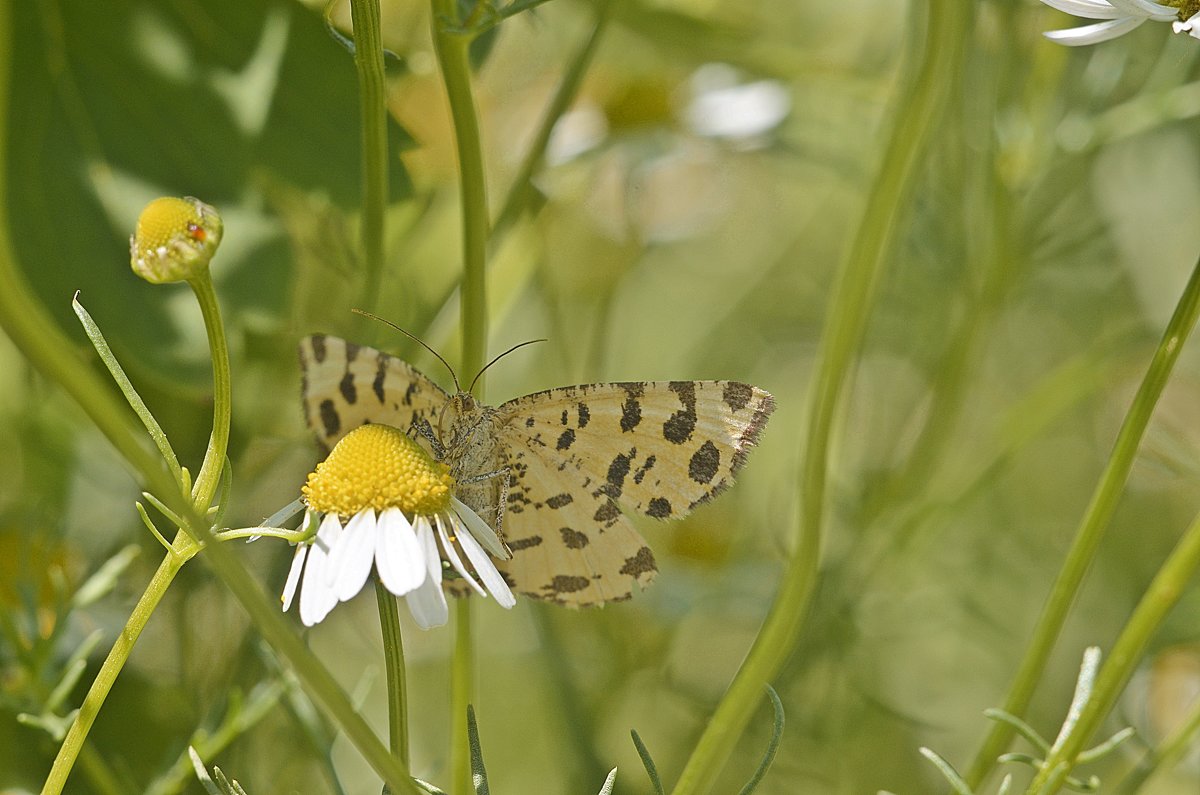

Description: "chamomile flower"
1039 0 1200 46
282 423 515 628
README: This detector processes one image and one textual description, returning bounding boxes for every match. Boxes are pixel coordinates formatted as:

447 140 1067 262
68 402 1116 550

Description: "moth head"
439 391 483 446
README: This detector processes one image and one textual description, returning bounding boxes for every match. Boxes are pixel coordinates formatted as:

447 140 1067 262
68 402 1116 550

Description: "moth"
299 334 774 606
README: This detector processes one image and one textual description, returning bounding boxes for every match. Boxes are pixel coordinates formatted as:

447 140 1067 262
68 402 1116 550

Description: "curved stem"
350 0 389 321
1027 508 1200 793
42 544 190 795
187 272 231 513
669 3 969 793
376 580 410 766
965 251 1200 789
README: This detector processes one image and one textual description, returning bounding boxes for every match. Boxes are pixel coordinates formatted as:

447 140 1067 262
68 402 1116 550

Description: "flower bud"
130 197 222 284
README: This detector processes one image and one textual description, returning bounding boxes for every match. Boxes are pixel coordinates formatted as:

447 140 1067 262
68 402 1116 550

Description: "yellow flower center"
130 196 223 284
302 424 454 518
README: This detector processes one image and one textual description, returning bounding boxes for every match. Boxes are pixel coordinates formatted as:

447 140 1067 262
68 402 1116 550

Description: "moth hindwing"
299 334 775 606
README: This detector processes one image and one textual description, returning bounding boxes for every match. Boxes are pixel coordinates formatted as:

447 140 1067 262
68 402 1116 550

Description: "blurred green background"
4 0 1200 793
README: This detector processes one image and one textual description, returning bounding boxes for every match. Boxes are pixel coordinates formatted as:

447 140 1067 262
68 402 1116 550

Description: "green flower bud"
130 197 222 284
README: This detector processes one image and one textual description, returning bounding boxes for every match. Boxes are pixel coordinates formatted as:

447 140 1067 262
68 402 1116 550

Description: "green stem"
430 5 490 794
1027 507 1200 793
42 543 191 795
376 580 410 765
350 0 389 321
965 251 1200 789
431 0 489 383
669 3 968 793
451 597 474 795
491 0 613 243
186 272 231 512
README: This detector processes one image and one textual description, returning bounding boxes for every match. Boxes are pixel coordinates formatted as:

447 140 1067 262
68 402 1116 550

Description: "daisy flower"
281 423 515 628
1039 0 1200 46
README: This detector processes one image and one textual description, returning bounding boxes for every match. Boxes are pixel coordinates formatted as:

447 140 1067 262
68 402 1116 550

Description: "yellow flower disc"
130 196 223 284
302 424 454 518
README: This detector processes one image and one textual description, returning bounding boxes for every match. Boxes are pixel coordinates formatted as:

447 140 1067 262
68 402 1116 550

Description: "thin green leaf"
45 630 103 712
737 684 785 795
414 779 449 795
1077 727 1135 763
143 491 188 531
631 730 664 795
984 708 1051 755
189 748 223 795
136 501 175 553
997 774 1013 795
466 705 489 795
596 768 617 795
73 293 182 482
72 545 140 608
918 747 973 795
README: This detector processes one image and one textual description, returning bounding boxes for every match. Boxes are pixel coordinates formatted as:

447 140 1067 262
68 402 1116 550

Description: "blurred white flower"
684 63 789 147
1039 0 1199 46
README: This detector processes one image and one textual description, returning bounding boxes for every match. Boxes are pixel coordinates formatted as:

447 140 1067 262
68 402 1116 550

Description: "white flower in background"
281 424 515 628
1040 0 1200 46
684 63 790 147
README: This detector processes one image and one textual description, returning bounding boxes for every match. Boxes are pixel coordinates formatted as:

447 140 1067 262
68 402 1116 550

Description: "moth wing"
497 381 774 522
494 424 657 606
299 334 451 452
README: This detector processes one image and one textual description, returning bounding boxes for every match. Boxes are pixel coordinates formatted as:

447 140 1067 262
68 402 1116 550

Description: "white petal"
450 496 510 559
374 507 426 596
1044 16 1146 44
1107 0 1175 20
281 543 308 612
1174 11 1200 36
327 509 378 602
456 525 516 609
299 514 343 626
404 520 448 628
1040 0 1123 19
436 513 486 597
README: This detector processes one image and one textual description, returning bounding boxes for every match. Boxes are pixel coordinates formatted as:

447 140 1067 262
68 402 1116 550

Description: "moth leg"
410 417 446 459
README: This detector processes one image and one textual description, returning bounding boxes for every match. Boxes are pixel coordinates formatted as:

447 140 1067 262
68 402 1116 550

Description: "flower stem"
42 544 191 795
669 3 968 793
376 579 410 765
451 597 474 795
430 4 490 794
1026 507 1200 793
964 251 1200 790
350 0 389 321
186 271 231 512
431 0 489 383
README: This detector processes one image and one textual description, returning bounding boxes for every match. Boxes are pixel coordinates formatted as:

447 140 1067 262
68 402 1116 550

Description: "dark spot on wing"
619 546 656 577
372 355 387 403
344 342 360 362
646 497 672 518
545 493 574 509
593 500 620 524
339 371 357 404
633 455 656 485
525 416 536 428
577 402 590 428
559 527 589 548
546 575 590 594
319 399 341 438
556 429 576 451
689 440 720 484
310 334 328 363
509 535 543 551
663 382 698 444
723 382 753 412
620 396 641 432
607 452 633 496
560 409 569 426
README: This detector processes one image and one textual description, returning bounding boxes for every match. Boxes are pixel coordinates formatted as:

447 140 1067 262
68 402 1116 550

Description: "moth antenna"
352 308 461 392
467 339 547 395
